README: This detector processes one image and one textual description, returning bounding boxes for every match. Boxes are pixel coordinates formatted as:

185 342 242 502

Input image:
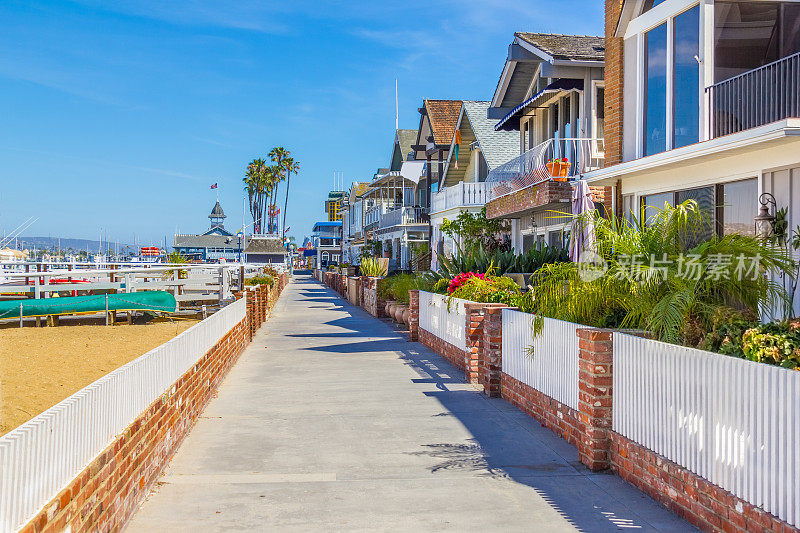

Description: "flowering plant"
448 271 485 294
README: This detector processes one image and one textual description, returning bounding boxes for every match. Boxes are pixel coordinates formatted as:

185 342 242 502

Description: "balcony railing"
486 138 604 196
430 181 495 214
378 207 429 230
707 51 800 138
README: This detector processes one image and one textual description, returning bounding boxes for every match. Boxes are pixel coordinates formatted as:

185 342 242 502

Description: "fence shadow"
307 274 689 533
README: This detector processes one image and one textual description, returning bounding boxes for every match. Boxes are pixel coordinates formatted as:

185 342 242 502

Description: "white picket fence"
613 333 800 528
0 297 247 532
501 309 581 410
418 291 468 352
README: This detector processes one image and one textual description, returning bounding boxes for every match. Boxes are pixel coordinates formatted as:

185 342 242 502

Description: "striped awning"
495 78 584 132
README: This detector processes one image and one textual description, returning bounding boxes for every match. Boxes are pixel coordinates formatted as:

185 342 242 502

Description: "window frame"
632 1 703 158
591 80 606 157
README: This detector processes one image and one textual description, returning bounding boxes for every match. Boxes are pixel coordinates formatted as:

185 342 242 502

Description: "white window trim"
590 80 606 158
637 1 701 158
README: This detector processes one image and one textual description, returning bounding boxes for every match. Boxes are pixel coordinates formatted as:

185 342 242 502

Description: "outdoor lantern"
754 192 777 240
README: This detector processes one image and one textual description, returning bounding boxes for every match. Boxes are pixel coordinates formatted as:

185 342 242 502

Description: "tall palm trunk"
282 170 290 240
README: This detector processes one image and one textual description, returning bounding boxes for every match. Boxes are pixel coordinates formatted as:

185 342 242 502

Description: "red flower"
448 272 485 294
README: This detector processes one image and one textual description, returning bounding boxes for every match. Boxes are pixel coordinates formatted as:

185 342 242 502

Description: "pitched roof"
424 100 462 146
515 33 605 61
209 201 226 218
396 129 417 161
244 237 286 255
461 101 519 170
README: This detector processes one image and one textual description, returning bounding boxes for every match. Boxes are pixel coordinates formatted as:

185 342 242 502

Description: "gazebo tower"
209 201 226 230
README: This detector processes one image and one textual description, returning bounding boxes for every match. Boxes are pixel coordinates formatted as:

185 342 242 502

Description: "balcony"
707 51 800 138
378 207 429 231
486 137 604 196
430 181 495 214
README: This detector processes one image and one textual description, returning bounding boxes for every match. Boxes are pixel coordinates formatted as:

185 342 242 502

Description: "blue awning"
495 78 584 132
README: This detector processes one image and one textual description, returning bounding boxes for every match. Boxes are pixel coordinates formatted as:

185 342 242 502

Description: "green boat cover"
0 291 177 319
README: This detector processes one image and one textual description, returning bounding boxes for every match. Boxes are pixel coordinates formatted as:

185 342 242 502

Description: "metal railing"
378 207 429 230
430 181 495 214
706 51 800 138
486 138 604 196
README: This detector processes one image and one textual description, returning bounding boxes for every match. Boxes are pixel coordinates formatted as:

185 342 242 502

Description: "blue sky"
0 0 603 246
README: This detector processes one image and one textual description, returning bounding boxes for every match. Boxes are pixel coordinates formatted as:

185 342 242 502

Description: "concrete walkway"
128 273 693 532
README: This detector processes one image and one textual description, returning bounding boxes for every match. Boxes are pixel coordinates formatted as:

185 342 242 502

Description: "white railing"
501 309 580 410
613 333 800 528
418 291 467 352
378 207 429 230
364 204 385 228
486 138 604 196
0 297 247 532
430 181 495 214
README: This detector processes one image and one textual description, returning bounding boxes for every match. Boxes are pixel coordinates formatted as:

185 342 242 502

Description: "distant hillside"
15 236 134 252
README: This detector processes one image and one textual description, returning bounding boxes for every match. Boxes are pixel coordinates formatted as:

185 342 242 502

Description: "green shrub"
360 256 387 277
377 273 435 305
437 244 568 279
245 275 274 287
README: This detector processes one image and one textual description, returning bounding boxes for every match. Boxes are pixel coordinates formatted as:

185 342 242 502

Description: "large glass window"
715 2 800 82
642 180 758 238
645 23 668 155
718 178 758 236
673 6 700 149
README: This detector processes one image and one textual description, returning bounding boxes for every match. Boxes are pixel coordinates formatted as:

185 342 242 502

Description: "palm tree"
281 157 300 242
269 147 289 236
520 200 793 344
244 158 267 233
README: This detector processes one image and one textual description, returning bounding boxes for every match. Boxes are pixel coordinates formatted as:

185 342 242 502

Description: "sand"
0 319 199 435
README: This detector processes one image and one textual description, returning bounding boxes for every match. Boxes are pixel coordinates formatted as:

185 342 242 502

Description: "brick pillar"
605 0 625 167
359 276 368 309
464 303 485 384
481 306 510 397
408 290 420 341
577 328 614 471
374 277 387 317
246 287 256 340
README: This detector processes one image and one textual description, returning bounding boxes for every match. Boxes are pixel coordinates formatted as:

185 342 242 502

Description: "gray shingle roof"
396 129 417 161
174 234 247 248
244 237 287 255
210 201 226 218
461 101 519 170
516 33 605 61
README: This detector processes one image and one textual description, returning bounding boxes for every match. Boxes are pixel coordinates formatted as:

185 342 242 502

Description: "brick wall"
20 277 289 533
485 180 572 220
360 277 386 318
501 373 581 448
605 0 625 166
419 328 468 371
610 434 797 533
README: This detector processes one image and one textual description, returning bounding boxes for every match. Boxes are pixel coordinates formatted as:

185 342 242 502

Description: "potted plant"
545 157 570 180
